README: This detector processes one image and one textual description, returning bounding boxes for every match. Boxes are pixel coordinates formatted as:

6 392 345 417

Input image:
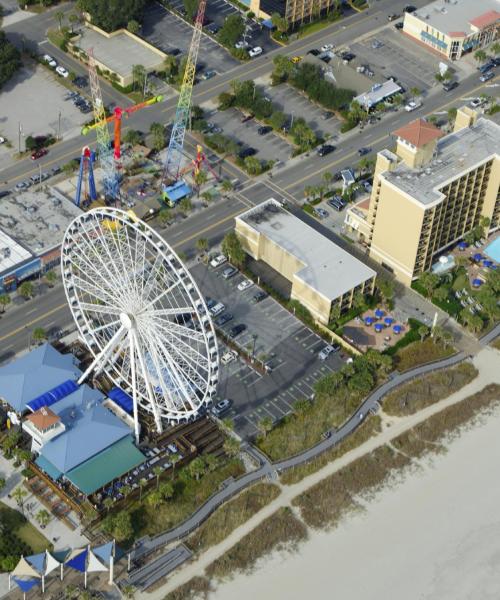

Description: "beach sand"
214 405 500 600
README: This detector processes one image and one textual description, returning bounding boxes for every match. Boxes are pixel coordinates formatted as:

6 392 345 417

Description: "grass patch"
293 445 411 530
280 415 382 485
187 483 281 554
491 337 500 351
105 458 245 540
16 522 51 553
205 507 307 580
393 338 455 371
383 362 478 417
163 576 212 600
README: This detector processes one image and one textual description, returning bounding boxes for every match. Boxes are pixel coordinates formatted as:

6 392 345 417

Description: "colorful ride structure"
74 146 97 208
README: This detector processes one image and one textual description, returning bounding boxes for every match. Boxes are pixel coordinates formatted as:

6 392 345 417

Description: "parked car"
317 144 335 157
470 97 485 108
307 48 320 56
210 302 226 317
479 71 494 82
55 66 69 78
387 13 400 21
211 398 232 417
395 21 404 29
215 313 233 327
371 39 384 49
235 40 249 49
443 80 458 92
404 100 422 112
241 113 254 123
314 207 329 219
257 125 272 135
205 297 216 310
0 190 10 199
42 54 57 68
291 55 302 63
210 254 227 268
248 46 263 58
222 266 238 279
478 60 495 73
51 166 62 175
31 148 48 160
228 324 247 338
318 344 339 360
221 351 237 365
327 197 344 211
205 23 219 34
358 147 371 156
202 69 217 80
252 290 268 303
238 147 257 159
340 51 355 61
403 4 416 12
320 43 333 52
237 279 254 291
73 76 87 88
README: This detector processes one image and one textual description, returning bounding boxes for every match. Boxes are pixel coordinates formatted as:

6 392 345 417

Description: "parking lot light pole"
57 111 62 141
18 122 22 153
252 333 258 360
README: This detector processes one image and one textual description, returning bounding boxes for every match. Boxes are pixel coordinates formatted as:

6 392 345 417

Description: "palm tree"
0 294 11 313
55 10 65 32
223 437 240 458
103 497 114 514
35 509 51 529
68 13 79 34
45 270 57 287
139 477 148 501
12 486 27 513
322 171 333 190
170 454 180 480
490 42 500 56
122 585 136 600
146 490 162 509
196 238 208 255
418 325 429 341
32 327 47 345
410 87 420 101
153 466 163 490
258 416 273 438
188 457 206 481
204 454 219 472
121 484 132 500
159 481 174 500
474 49 487 64
0 477 5 493
18 281 34 300
221 179 234 195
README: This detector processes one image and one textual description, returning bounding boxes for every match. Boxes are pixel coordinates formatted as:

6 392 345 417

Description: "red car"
31 148 48 160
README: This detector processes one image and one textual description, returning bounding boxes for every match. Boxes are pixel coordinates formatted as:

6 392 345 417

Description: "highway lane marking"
0 302 67 343
26 308 37 315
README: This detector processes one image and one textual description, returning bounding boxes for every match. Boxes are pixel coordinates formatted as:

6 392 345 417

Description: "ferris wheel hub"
120 312 134 331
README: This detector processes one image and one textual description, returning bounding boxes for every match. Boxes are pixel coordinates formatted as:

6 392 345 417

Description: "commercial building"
0 189 82 292
354 80 403 111
403 0 499 60
250 0 345 26
235 199 376 325
345 109 500 285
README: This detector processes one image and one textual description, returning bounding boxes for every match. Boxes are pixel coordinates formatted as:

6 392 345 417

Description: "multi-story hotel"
345 108 500 286
249 0 342 27
402 0 499 61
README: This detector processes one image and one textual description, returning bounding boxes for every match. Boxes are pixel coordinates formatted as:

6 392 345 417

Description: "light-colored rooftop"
384 117 500 206
0 189 81 268
412 0 500 36
354 80 402 110
76 28 165 78
237 199 376 301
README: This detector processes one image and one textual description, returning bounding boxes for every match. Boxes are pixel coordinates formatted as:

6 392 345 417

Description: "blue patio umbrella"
393 325 402 334
374 308 384 318
473 253 482 261
472 278 483 287
384 317 394 325
374 323 384 333
458 241 468 250
483 260 493 268
364 317 374 325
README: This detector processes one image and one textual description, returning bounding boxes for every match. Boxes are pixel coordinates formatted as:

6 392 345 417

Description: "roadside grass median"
187 483 281 554
383 362 478 417
205 507 308 581
391 337 455 371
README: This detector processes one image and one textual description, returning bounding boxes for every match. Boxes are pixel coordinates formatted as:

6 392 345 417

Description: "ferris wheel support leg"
128 334 140 445
77 325 126 386
131 330 163 434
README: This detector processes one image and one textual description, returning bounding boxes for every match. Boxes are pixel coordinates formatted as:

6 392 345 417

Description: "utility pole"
18 122 22 153
39 163 42 186
57 111 62 141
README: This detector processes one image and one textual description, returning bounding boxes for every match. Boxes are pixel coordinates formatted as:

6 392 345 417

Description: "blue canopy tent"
457 241 468 250
472 278 483 287
473 253 482 261
374 308 384 318
12 577 40 594
384 317 394 325
374 323 384 333
483 260 493 268
364 317 374 326
393 325 402 334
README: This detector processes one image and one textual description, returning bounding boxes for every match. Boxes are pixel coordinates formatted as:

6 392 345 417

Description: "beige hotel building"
345 109 500 286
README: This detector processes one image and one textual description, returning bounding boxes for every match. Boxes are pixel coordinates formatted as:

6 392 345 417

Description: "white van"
210 302 225 317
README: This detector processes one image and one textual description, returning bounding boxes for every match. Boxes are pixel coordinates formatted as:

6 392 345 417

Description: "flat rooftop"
412 0 500 36
0 189 82 261
354 80 402 110
384 117 500 206
238 199 376 301
77 28 165 78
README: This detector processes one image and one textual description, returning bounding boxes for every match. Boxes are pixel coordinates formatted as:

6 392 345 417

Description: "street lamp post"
18 122 22 154
57 111 62 141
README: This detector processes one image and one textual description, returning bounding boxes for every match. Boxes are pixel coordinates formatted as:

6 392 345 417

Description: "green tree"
258 416 273 438
419 272 440 298
183 0 199 20
76 0 147 32
223 436 240 458
0 294 11 313
159 481 174 500
474 49 487 63
45 270 57 287
218 14 245 48
329 302 341 326
0 478 5 493
410 86 420 100
122 585 136 600
269 110 287 131
490 42 500 56
132 64 146 92
149 121 166 151
290 117 316 150
32 327 47 344
271 55 293 83
294 398 311 416
55 10 65 32
12 486 27 513
153 465 163 490
127 19 140 34
124 129 142 145
221 231 246 267
418 325 429 341
121 484 132 500
163 54 178 80
103 497 114 514
113 510 133 541
377 279 394 305
18 281 34 300
179 197 192 214
271 12 288 33
35 509 51 528
146 490 163 509
196 237 208 255
0 32 21 91
432 286 449 303
138 477 148 501
188 456 206 481
170 453 180 480
221 179 234 195
244 156 263 175
217 91 234 110
204 454 219 472
322 171 333 190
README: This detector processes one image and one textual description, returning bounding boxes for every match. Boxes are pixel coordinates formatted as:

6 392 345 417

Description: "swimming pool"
484 237 500 263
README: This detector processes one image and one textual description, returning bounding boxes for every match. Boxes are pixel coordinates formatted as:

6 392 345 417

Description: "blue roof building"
0 343 82 413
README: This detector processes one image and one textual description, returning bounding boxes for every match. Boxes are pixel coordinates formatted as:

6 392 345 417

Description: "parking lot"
351 29 441 92
142 2 238 76
262 83 342 140
207 107 293 163
190 262 346 439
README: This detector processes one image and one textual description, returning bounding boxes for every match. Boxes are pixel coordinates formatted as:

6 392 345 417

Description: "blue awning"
27 379 79 412
35 455 63 481
262 19 275 29
108 387 133 414
12 577 40 593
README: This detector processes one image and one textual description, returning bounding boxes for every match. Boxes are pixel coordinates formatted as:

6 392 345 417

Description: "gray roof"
384 117 500 206
237 200 376 301
354 80 402 109
0 344 82 413
412 0 500 36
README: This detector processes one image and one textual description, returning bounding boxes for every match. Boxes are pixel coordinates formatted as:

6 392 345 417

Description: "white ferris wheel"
61 207 219 441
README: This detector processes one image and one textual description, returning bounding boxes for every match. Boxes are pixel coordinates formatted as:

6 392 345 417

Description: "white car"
404 101 422 112
470 97 485 108
321 43 333 52
0 137 4 144
43 54 57 68
318 344 340 360
248 46 263 58
56 66 69 78
235 40 249 49
237 279 254 291
221 350 237 365
210 254 227 268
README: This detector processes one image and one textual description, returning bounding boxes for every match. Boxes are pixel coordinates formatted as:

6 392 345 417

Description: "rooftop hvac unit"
2 247 10 258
